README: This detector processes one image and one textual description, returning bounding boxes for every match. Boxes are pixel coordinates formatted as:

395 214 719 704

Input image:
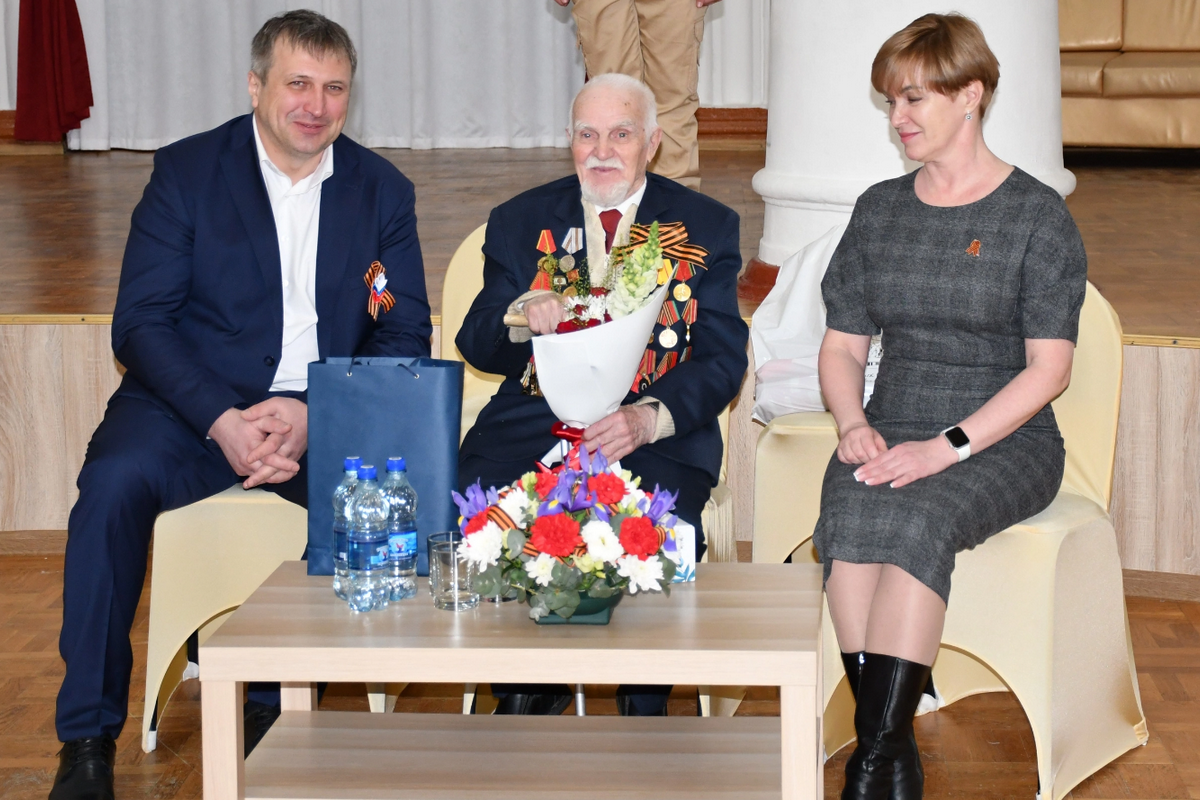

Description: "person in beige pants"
558 0 723 189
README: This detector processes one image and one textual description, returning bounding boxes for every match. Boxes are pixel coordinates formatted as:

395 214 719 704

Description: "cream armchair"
753 282 1147 799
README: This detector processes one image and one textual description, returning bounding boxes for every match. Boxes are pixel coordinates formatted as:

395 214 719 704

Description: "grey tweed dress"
812 167 1087 605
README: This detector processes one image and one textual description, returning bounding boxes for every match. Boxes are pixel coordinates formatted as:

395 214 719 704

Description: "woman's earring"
966 112 973 120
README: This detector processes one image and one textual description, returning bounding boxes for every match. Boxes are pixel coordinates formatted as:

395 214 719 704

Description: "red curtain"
14 0 93 142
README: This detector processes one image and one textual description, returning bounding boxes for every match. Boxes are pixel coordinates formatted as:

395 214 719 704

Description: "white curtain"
698 0 769 107
64 0 768 151
68 0 585 151
0 0 17 110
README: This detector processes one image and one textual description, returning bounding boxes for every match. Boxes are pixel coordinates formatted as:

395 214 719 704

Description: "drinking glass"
430 540 478 611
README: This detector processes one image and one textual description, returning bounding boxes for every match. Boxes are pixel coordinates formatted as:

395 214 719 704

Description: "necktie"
599 209 622 253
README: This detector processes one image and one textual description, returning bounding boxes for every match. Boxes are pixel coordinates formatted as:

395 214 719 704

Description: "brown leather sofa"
1061 0 1200 146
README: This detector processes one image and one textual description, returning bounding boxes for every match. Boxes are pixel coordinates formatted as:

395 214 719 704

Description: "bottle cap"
386 456 406 472
358 465 377 480
344 456 362 470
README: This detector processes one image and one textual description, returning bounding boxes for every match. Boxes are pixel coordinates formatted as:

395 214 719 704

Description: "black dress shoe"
49 734 115 800
492 692 573 715
243 700 281 757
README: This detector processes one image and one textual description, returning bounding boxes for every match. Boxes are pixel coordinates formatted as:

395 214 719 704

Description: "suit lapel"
220 117 283 335
634 175 671 227
552 178 584 247
315 136 364 358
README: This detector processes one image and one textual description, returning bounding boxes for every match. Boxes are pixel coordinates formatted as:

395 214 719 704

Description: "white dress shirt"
252 116 334 393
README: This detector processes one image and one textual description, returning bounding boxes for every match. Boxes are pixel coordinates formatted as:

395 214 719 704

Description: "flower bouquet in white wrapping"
532 222 673 427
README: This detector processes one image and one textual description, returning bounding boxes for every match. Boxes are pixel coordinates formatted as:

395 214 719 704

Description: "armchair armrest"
752 412 840 564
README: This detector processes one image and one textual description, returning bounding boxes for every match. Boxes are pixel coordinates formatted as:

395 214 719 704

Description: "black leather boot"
49 734 116 800
841 653 932 800
840 652 926 800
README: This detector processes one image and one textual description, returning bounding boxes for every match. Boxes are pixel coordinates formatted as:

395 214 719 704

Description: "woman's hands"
852 435 958 489
836 421 888 465
838 421 958 489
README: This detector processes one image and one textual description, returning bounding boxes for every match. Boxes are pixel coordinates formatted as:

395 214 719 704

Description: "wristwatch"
941 426 971 462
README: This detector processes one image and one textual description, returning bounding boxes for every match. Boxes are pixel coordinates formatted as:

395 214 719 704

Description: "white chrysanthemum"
527 552 557 587
580 520 625 565
617 555 664 594
462 521 504 569
618 488 647 516
496 488 530 528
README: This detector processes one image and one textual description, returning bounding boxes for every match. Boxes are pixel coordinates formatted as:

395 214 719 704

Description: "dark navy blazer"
111 114 432 437
457 172 749 486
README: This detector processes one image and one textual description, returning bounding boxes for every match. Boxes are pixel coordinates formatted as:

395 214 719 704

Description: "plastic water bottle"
331 456 362 600
381 457 418 601
346 465 390 612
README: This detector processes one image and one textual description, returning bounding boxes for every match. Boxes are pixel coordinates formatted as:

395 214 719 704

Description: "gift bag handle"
345 357 422 379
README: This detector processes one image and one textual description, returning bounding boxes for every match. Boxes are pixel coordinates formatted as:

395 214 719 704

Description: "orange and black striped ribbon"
681 299 698 325
656 351 679 378
629 222 708 267
486 506 516 531
657 301 680 327
364 261 396 320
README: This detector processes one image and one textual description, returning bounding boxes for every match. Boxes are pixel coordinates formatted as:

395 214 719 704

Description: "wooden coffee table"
200 560 824 800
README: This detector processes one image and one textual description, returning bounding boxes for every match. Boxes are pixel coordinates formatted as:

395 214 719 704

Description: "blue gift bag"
307 357 463 576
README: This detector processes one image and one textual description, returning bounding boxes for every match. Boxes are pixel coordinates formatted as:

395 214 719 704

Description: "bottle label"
388 529 418 559
334 527 348 561
347 539 389 570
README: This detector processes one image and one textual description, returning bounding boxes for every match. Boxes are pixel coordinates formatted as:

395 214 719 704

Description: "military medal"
560 253 575 271
659 328 678 348
562 227 584 254
673 283 692 302
682 298 698 343
530 229 559 291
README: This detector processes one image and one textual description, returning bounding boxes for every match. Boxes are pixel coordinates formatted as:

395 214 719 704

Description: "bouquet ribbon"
551 422 585 444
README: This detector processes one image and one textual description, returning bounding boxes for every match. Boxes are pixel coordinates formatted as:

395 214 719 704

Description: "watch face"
944 427 970 449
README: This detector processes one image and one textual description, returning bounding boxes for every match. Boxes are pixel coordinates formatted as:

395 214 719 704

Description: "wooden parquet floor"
0 147 1195 339
1 553 1197 800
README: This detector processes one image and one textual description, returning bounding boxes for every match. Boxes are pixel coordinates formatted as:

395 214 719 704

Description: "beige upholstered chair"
140 485 307 751
752 282 1148 799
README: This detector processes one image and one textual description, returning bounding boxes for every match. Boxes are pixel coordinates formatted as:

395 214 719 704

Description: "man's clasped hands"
208 398 309 489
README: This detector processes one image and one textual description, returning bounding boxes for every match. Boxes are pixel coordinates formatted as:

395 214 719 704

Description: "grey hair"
570 73 659 138
251 10 358 82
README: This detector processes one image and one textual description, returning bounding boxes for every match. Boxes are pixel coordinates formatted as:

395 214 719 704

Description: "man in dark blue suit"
457 74 748 716
51 12 430 800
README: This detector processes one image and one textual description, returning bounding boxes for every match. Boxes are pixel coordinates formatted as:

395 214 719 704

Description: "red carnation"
535 470 560 499
619 516 659 560
590 472 627 505
464 510 490 535
530 514 582 558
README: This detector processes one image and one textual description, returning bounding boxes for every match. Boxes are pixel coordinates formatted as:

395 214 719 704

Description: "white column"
0 0 18 110
752 0 1073 266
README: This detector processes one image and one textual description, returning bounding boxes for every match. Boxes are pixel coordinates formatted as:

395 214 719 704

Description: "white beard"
580 175 634 209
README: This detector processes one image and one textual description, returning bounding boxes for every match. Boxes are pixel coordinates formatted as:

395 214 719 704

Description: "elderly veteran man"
50 11 431 800
457 73 748 716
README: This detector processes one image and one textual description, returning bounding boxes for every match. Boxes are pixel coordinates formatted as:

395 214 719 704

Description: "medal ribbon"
629 222 708 267
363 261 395 320
681 299 698 325
657 301 681 327
656 351 679 378
675 261 695 281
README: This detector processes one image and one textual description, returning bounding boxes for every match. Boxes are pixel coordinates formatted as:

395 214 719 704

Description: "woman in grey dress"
812 14 1087 800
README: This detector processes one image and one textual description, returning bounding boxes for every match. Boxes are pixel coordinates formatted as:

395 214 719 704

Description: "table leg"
202 680 244 800
780 684 821 800
281 682 317 710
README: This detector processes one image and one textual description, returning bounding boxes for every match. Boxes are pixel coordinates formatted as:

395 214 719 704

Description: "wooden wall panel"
60 326 125 511
1112 344 1200 577
1112 344 1160 570
0 326 69 529
1154 347 1200 575
3 325 1199 583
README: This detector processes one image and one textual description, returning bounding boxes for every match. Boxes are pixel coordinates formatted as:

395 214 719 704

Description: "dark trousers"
461 449 709 716
56 392 307 742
